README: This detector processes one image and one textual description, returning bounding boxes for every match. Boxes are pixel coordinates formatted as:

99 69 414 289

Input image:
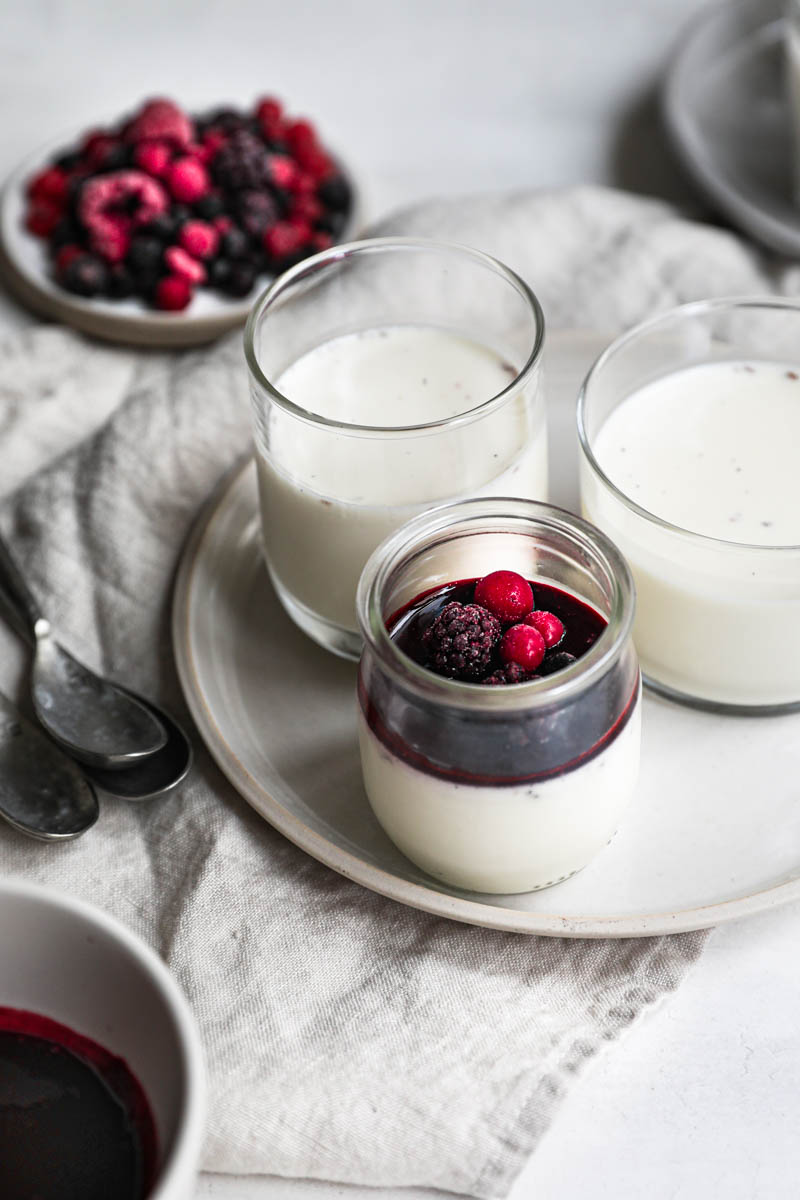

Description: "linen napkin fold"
0 185 788 1196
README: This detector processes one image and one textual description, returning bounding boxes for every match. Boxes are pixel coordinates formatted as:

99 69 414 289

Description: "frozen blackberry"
220 226 250 260
482 663 534 686
235 189 279 239
127 236 164 276
61 254 108 297
212 129 273 191
538 652 577 676
208 258 232 288
219 260 257 297
318 174 351 212
422 602 501 681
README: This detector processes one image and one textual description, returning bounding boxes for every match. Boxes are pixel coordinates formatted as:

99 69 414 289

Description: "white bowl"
0 878 205 1200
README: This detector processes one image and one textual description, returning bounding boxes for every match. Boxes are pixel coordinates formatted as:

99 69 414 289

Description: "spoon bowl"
0 690 98 840
80 692 193 802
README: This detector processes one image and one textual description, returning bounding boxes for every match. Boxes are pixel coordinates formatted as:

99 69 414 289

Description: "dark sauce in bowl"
0 1006 157 1200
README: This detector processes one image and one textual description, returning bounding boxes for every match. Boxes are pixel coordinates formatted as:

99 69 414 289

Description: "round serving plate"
0 129 360 347
172 330 800 938
663 0 800 257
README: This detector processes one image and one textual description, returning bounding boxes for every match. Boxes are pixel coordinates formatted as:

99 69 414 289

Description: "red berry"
288 171 317 196
202 129 228 159
83 133 119 169
297 147 334 181
166 157 210 203
27 167 69 204
25 200 63 237
55 244 84 273
500 624 546 671
179 219 219 260
263 219 308 261
91 219 130 263
133 139 172 177
524 610 565 649
474 571 534 623
256 97 283 126
213 215 233 233
164 245 206 284
125 98 194 148
154 274 193 311
285 119 316 153
310 231 333 252
268 154 298 190
290 193 322 223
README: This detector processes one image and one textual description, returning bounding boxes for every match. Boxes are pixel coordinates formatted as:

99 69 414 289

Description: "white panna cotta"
357 693 641 895
254 325 547 635
584 359 800 707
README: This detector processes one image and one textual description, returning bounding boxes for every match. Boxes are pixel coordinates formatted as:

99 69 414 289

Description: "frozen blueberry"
219 260 257 297
61 254 108 297
106 264 135 298
318 174 351 212
127 236 164 276
220 227 250 260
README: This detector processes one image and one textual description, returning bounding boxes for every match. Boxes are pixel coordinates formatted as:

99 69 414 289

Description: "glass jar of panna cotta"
579 297 800 712
356 498 641 895
244 238 546 660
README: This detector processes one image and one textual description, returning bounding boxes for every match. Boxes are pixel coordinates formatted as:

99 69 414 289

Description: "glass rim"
356 496 636 711
577 294 800 554
243 236 545 437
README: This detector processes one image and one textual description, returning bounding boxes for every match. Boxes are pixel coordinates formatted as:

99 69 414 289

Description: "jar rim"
577 295 800 554
356 497 636 710
243 237 545 438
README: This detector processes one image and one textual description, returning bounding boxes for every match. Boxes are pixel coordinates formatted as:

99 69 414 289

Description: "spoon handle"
0 532 45 638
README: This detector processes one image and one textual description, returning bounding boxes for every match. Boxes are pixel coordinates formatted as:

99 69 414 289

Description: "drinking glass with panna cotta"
579 297 800 712
244 239 546 659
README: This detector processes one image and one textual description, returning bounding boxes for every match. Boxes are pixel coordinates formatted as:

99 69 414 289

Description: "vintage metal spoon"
0 533 166 770
80 689 193 802
0 690 98 840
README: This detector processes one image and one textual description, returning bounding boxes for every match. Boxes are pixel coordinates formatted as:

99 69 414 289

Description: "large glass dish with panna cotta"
578 297 800 712
356 498 641 895
244 238 546 660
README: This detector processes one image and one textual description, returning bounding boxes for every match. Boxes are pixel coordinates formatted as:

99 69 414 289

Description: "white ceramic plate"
172 331 800 938
0 130 359 347
663 0 800 257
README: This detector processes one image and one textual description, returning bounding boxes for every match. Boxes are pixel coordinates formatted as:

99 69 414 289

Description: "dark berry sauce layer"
0 1006 157 1200
359 576 639 786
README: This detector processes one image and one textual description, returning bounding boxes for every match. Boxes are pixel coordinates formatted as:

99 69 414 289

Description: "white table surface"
3 2 800 1198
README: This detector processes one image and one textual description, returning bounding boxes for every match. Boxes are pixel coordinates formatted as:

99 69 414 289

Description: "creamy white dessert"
584 360 800 707
254 325 547 634
358 697 641 895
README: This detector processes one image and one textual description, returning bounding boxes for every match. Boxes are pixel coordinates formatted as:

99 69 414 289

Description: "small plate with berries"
0 97 359 346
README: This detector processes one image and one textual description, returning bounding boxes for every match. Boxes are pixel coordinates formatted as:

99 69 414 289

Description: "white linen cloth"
0 186 789 1196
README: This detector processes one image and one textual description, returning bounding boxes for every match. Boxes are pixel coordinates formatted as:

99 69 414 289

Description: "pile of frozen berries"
23 97 353 311
422 570 575 685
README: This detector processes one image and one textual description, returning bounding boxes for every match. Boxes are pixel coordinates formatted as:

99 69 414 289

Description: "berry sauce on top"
389 578 606 685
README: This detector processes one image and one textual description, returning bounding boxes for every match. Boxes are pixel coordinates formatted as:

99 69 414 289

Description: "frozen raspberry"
133 140 172 177
255 96 283 129
153 274 193 311
263 219 309 262
288 171 317 197
179 219 219 260
500 624 546 671
26 200 63 238
285 120 317 154
290 193 322 223
166 157 210 203
88 217 129 263
538 652 577 677
27 167 69 204
125 99 194 148
83 132 122 170
213 214 233 234
202 129 228 159
483 663 534 686
164 245 206 284
80 171 169 245
422 601 501 681
524 610 564 649
474 571 534 623
310 231 333 252
268 154 298 190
